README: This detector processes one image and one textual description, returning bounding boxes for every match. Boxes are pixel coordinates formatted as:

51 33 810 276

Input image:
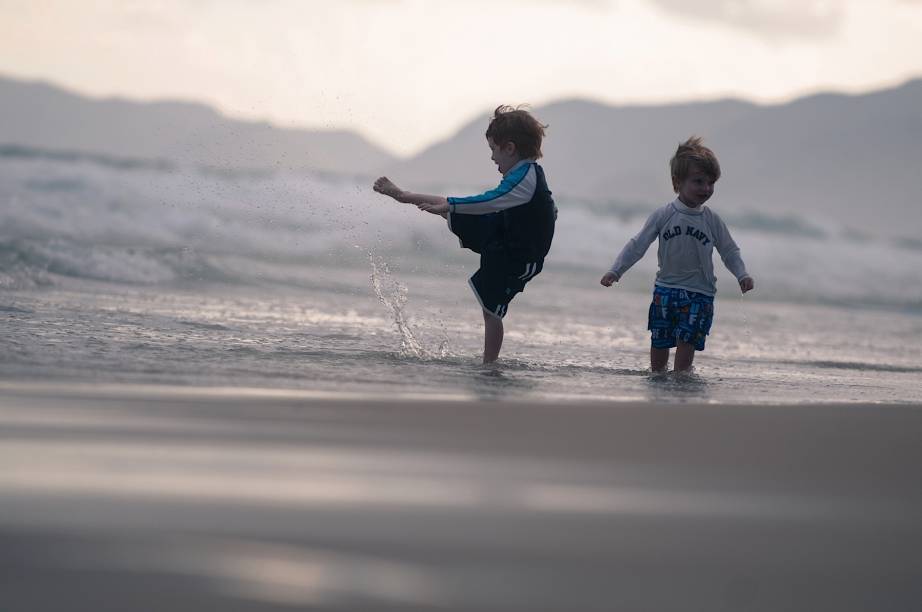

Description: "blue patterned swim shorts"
648 285 715 351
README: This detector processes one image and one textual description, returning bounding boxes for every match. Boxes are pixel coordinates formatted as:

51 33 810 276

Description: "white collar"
671 198 705 215
503 158 535 177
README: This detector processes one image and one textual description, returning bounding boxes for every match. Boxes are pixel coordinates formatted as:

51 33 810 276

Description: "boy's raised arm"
447 163 535 216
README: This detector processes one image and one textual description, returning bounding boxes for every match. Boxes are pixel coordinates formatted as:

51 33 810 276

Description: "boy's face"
488 138 520 175
675 164 716 208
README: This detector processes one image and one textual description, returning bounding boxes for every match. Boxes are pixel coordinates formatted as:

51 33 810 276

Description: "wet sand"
1 382 920 611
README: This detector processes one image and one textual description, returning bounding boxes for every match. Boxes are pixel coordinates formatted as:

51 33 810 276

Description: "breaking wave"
1 149 920 313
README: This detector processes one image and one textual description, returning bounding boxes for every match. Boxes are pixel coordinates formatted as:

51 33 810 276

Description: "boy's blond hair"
670 136 721 191
485 105 547 160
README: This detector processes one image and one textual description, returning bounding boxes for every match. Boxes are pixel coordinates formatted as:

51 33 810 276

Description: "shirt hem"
653 280 716 297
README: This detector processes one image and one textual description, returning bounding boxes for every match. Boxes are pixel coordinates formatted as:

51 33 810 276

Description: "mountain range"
0 76 396 175
389 79 922 236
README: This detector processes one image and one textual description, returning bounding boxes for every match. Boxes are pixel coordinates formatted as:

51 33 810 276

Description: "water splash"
740 292 752 340
368 252 428 358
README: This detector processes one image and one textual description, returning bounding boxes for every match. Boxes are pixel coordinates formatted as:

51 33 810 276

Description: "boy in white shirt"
601 137 754 372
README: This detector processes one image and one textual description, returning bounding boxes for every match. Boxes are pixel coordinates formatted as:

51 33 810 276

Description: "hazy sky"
2 0 921 156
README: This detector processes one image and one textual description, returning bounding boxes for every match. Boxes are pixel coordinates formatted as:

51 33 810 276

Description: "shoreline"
1 378 918 407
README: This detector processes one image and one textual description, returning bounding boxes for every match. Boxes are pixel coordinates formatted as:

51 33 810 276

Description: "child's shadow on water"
463 362 537 400
645 369 712 401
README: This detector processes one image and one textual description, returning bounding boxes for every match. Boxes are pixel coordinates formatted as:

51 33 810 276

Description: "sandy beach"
1 381 920 611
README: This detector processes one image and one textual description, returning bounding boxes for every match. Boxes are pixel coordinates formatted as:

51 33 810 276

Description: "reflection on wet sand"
2 382 921 611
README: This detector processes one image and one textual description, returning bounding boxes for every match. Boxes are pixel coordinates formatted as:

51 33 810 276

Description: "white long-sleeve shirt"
446 158 538 215
608 199 750 296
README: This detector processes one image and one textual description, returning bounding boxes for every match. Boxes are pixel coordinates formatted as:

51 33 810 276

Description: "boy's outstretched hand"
600 272 619 287
373 176 404 201
740 277 755 293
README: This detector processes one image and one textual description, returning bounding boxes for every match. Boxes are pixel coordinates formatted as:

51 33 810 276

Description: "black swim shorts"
469 250 543 319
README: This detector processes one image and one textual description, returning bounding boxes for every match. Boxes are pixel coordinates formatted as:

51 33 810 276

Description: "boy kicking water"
374 105 555 363
601 136 754 373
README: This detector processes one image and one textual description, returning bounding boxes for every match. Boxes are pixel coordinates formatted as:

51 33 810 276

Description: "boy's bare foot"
373 176 403 200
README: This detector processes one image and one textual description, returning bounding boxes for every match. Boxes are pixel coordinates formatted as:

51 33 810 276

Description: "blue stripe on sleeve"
447 162 531 205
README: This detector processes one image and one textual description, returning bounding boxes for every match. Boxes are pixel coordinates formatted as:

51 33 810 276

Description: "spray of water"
740 292 752 340
368 252 431 358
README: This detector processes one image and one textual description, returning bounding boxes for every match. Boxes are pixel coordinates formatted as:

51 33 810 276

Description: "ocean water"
2 150 921 404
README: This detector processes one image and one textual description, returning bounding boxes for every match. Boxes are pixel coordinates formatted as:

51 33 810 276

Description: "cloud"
530 0 614 7
341 0 616 8
649 0 847 39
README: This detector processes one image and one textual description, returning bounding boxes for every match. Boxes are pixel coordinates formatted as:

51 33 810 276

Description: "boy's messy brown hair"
485 105 547 160
670 136 721 191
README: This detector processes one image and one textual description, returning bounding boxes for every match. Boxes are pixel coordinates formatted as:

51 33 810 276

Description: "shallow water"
2 265 920 404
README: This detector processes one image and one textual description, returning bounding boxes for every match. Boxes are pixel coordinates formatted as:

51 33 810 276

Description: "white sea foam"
1 154 920 311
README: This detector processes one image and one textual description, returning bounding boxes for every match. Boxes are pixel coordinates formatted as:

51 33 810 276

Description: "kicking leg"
650 347 670 372
482 310 504 363
674 340 696 372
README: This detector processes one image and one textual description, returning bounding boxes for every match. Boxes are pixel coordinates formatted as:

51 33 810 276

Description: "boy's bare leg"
650 347 669 372
674 340 696 372
482 310 504 363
